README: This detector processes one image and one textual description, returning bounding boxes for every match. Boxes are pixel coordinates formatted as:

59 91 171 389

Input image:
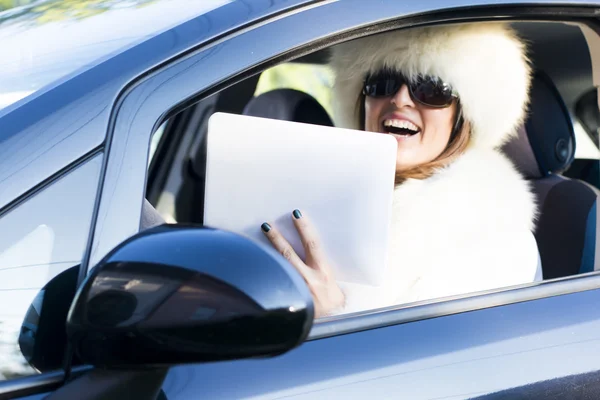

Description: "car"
1 0 600 399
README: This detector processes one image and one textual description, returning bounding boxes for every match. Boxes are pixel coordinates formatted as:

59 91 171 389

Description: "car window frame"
87 0 600 341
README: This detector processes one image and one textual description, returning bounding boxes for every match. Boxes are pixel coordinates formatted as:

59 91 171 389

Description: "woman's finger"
290 209 327 266
261 222 312 277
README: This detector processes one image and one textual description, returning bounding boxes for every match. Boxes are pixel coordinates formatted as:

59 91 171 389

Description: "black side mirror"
66 224 314 368
19 265 83 372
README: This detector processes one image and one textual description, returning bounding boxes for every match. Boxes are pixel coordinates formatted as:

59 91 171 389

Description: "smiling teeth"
384 119 419 132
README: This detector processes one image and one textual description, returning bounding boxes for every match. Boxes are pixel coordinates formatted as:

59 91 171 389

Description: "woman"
260 22 543 318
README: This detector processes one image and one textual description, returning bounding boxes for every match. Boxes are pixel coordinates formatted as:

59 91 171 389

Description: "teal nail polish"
293 209 302 219
261 223 271 232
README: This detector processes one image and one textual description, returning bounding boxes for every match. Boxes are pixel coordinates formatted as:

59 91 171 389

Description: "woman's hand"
261 209 345 318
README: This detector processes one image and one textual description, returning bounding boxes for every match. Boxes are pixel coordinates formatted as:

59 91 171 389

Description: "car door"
87 1 600 399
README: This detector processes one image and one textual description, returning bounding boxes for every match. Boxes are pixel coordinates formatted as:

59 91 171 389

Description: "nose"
391 83 414 108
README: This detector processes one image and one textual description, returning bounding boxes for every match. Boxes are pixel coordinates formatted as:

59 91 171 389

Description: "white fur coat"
337 147 543 315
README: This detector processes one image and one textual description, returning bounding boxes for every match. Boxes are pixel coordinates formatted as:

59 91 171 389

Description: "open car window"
254 63 335 118
117 16 600 329
145 20 600 321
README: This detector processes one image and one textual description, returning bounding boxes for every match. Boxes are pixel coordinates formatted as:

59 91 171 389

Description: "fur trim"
338 147 541 314
329 22 532 150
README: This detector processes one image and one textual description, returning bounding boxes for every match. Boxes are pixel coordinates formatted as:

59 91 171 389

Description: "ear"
359 95 366 129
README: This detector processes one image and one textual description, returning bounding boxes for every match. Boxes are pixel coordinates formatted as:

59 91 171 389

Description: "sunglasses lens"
363 72 456 107
411 78 455 107
363 77 402 98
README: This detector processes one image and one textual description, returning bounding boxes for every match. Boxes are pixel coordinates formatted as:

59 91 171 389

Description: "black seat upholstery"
502 72 600 279
242 88 333 127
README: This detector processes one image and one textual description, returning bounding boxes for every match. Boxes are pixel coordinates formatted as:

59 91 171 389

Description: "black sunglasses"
362 70 458 108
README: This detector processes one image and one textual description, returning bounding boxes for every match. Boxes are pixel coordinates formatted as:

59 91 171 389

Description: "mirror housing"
66 225 314 369
19 265 83 372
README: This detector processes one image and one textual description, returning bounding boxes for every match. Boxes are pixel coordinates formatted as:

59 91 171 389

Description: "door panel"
15 394 49 400
162 287 600 399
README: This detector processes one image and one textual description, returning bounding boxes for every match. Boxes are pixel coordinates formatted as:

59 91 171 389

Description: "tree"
0 0 37 12
0 0 158 25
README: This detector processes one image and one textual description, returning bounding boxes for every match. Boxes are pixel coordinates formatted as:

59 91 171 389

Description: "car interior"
145 20 600 287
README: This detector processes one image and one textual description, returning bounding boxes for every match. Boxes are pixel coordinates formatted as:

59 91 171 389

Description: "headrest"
502 71 575 178
242 89 333 127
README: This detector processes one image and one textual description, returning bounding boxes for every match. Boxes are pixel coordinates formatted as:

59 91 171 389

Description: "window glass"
563 89 600 190
573 120 599 159
0 154 101 380
254 63 335 118
149 121 167 165
574 89 600 159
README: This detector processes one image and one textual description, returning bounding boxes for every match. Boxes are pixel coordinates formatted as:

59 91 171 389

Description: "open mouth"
382 119 420 136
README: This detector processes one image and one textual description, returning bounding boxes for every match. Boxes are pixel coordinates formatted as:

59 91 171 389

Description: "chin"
395 152 423 170
395 162 419 172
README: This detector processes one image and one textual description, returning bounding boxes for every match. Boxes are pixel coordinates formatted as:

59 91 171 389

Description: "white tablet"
203 112 397 286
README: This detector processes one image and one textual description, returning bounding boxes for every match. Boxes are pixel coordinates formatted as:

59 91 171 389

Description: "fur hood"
329 22 532 150
337 148 542 314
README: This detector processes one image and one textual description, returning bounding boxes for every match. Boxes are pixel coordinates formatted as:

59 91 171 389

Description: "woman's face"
364 83 456 172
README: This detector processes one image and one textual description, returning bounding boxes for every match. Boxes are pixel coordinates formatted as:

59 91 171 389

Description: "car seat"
242 88 333 127
502 72 600 279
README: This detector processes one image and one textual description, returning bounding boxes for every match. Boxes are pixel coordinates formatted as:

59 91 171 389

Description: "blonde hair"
356 95 471 184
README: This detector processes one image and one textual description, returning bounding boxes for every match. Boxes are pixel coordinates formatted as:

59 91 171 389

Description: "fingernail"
261 223 271 232
293 209 302 219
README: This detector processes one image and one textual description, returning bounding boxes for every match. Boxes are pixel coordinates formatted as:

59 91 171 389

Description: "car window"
573 120 600 159
561 88 600 189
574 88 600 158
254 63 335 119
149 121 167 165
151 24 549 316
0 154 101 380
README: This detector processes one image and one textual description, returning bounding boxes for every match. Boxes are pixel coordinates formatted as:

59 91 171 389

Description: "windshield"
0 0 230 111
